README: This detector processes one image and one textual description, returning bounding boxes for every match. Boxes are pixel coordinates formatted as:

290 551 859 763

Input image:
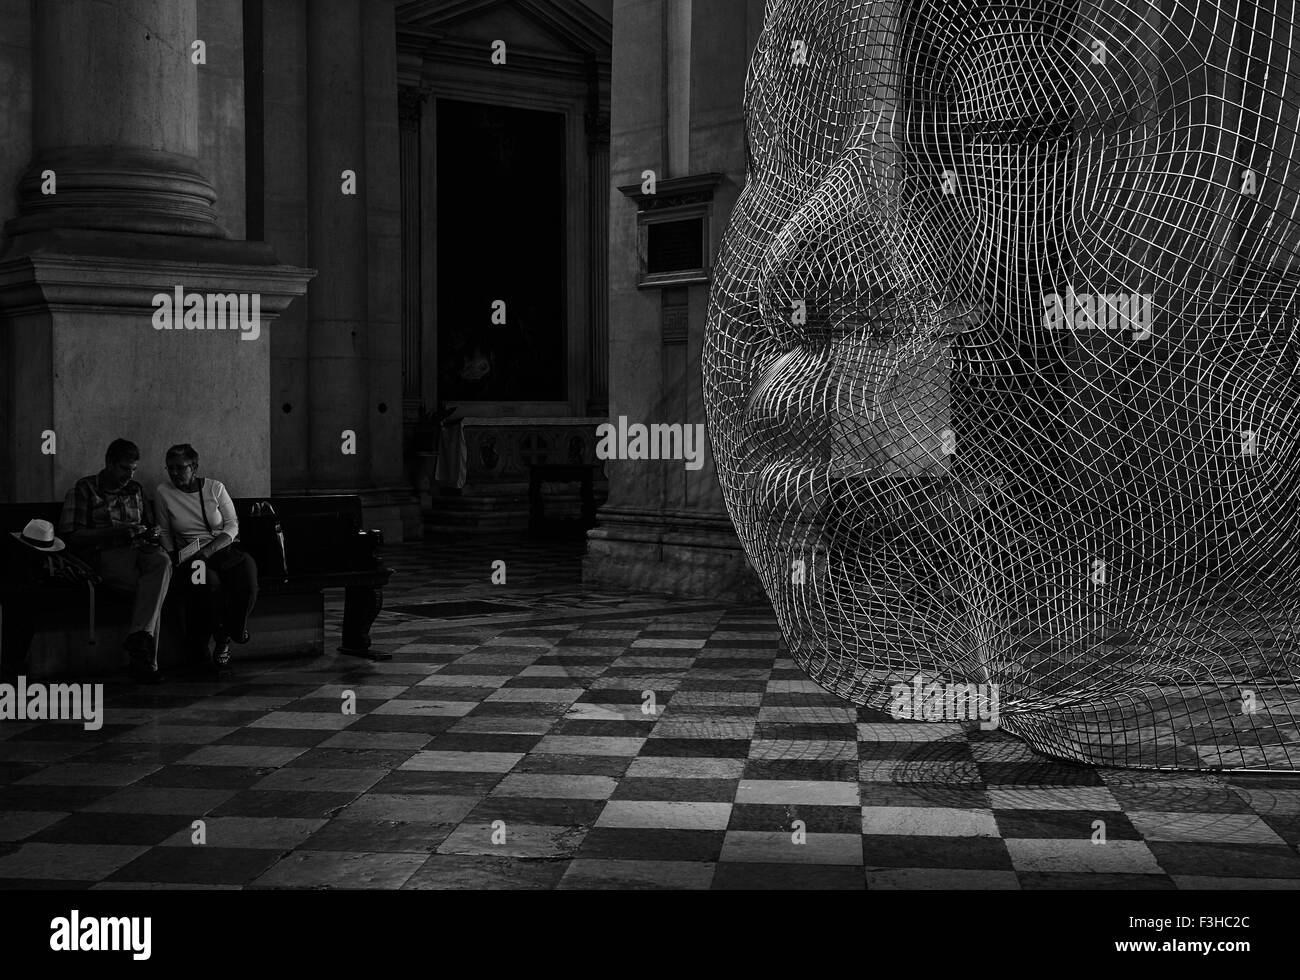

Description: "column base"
583 508 767 602
0 232 314 501
8 147 224 239
425 485 533 535
360 488 422 544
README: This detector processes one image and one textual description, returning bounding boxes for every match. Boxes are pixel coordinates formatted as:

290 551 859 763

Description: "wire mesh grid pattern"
703 0 1300 770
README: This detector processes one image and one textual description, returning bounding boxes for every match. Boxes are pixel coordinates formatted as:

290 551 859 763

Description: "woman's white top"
155 479 239 554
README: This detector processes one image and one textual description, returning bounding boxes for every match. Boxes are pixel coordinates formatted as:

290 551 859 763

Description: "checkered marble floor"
2 536 1299 890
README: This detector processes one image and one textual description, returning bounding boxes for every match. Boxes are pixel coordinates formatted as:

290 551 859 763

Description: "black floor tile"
300 819 455 853
285 748 421 770
1018 872 1176 889
209 790 358 819
639 738 751 759
745 759 859 782
513 754 632 777
0 784 119 811
1145 841 1300 878
995 809 1141 841
467 796 606 826
424 733 543 754
576 827 726 862
214 728 337 748
551 720 657 737
611 777 738 803
712 863 864 889
30 812 193 846
861 835 1014 870
106 846 283 885
136 765 274 790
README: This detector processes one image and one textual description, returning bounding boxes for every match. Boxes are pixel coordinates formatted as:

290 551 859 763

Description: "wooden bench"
0 495 393 679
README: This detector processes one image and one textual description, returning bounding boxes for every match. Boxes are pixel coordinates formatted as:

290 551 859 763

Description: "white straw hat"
11 518 65 552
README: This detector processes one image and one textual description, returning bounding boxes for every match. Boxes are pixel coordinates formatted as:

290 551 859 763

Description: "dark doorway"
436 99 567 403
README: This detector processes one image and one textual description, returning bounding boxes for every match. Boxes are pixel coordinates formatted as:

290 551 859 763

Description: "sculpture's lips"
734 459 962 553
737 458 991 706
734 330 956 503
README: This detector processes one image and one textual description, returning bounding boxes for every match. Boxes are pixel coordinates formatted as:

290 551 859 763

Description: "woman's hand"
198 534 231 561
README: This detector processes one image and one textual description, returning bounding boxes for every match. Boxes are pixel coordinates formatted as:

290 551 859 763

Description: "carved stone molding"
618 172 725 212
398 88 427 131
585 110 611 148
662 304 689 346
456 420 609 483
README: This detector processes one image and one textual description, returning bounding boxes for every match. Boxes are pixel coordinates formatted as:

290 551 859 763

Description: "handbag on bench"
241 501 288 583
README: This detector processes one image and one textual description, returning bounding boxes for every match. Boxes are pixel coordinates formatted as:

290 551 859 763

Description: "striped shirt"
58 472 151 548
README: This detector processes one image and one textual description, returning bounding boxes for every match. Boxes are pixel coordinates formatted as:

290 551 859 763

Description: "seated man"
59 438 173 683
0 519 98 682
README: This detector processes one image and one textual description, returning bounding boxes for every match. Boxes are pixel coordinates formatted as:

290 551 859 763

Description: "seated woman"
155 444 258 670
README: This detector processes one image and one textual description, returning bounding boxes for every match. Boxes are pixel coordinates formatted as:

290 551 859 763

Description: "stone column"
399 88 424 423
583 0 767 600
295 0 418 541
306 0 371 489
0 0 314 502
664 0 692 178
586 65 611 418
10 0 221 238
362 0 414 538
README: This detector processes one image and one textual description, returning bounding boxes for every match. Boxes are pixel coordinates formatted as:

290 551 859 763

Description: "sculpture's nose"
758 143 928 346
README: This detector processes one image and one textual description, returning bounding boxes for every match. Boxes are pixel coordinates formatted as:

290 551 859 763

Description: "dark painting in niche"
437 98 567 402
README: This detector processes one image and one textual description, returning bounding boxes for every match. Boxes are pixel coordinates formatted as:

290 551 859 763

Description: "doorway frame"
421 67 591 419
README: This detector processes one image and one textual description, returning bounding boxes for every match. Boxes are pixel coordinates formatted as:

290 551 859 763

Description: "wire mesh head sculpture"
704 0 1300 769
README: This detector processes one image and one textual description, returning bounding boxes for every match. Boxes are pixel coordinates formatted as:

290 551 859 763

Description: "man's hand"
126 524 160 547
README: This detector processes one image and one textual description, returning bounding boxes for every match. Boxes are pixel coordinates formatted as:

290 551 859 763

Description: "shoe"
212 638 232 670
